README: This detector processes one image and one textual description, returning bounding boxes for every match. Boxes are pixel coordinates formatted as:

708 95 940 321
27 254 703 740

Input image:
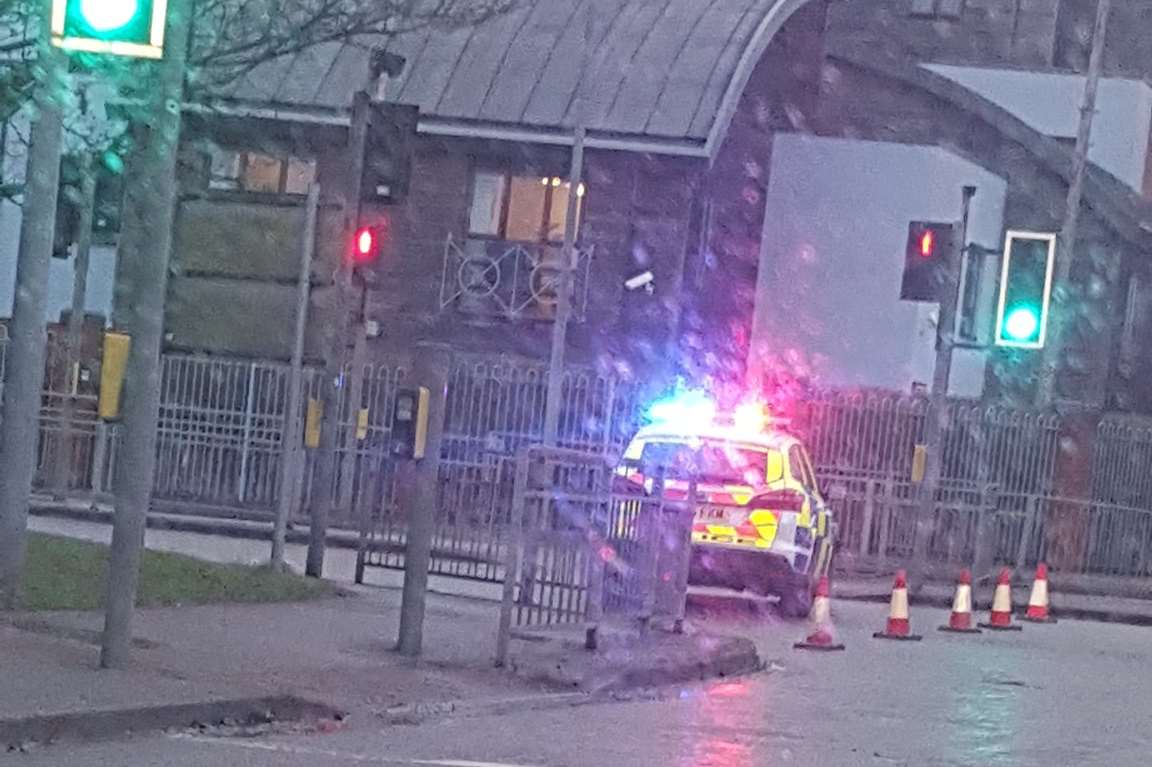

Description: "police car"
615 394 836 618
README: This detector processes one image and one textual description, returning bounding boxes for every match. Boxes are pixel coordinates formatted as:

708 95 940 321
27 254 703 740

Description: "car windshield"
638 440 780 485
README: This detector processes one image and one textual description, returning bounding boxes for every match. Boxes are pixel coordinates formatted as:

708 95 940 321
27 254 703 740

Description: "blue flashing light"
645 389 717 431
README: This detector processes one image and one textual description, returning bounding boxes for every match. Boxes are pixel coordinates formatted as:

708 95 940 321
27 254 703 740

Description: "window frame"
206 146 316 197
466 169 583 244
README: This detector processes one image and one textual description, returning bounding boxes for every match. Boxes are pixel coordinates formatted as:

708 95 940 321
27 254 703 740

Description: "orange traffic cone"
938 568 981 634
1023 563 1057 624
979 567 1023 631
794 576 845 651
873 570 922 641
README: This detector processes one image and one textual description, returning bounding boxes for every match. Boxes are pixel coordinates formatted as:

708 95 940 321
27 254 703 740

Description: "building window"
467 171 585 243
208 146 316 195
910 0 964 18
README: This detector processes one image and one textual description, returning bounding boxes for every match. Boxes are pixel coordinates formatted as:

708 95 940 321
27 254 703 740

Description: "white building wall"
925 64 1152 192
750 134 1008 398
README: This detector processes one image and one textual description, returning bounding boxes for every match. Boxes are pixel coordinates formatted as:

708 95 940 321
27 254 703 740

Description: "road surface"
15 597 1150 766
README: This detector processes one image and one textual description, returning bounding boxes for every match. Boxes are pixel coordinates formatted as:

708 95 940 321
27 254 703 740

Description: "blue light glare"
645 389 716 430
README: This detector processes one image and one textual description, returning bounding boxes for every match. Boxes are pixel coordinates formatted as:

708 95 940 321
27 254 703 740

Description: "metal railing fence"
6 333 1152 582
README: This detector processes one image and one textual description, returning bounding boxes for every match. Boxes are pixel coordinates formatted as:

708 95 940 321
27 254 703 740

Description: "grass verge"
21 533 332 611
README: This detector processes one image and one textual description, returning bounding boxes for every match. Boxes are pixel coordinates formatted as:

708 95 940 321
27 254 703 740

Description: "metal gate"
494 446 693 665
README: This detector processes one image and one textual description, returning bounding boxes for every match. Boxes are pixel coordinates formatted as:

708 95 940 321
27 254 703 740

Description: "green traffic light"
1004 306 1040 341
79 0 140 32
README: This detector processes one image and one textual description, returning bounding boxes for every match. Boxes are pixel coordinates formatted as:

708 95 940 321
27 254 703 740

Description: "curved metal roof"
210 0 813 156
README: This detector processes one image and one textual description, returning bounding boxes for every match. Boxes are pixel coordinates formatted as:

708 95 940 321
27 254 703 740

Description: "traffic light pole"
306 90 370 578
909 185 976 592
100 0 191 668
1036 0 1110 407
271 183 319 568
0 45 65 610
53 156 97 499
542 124 585 446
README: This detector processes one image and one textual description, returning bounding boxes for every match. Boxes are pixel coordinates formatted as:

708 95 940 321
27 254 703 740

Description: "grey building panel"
434 9 532 119
646 0 758 136
314 43 372 109
397 24 478 114
216 53 297 103
518 2 597 128
687 0 776 137
476 2 569 124
567 0 670 130
210 0 805 145
600 0 715 136
275 41 344 105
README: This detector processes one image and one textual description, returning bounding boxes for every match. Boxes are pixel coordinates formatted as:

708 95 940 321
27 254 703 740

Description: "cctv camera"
624 271 654 291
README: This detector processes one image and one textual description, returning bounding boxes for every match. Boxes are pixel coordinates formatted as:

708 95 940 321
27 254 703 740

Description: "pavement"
12 597 1152 766
1 514 759 748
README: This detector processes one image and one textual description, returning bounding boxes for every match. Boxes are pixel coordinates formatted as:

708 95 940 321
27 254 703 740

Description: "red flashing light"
919 229 935 258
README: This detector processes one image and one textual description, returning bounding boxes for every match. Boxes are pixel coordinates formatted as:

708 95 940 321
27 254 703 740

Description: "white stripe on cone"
1028 578 1048 609
991 582 1012 614
953 583 972 614
890 586 909 620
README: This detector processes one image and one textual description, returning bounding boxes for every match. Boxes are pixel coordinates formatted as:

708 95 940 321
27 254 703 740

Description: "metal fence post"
859 479 876 557
397 343 451 657
495 449 531 667
972 485 997 578
90 422 108 494
1016 495 1039 572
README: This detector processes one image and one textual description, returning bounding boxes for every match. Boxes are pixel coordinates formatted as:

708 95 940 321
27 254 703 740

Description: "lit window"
207 146 316 195
467 171 584 243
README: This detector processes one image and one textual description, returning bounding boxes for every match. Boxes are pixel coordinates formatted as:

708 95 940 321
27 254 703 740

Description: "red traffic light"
352 226 378 265
900 221 953 302
919 229 935 258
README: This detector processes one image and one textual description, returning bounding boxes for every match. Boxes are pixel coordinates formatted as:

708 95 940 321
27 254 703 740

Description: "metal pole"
398 343 451 656
1035 0 1111 407
53 157 96 499
541 125 585 446
271 183 319 567
306 89 370 577
543 2 597 447
0 46 65 610
100 0 192 668
909 186 976 591
337 327 367 520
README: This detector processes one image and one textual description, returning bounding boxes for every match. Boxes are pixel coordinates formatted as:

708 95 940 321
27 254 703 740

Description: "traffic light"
51 0 168 58
994 230 1056 349
361 103 418 205
900 221 954 302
